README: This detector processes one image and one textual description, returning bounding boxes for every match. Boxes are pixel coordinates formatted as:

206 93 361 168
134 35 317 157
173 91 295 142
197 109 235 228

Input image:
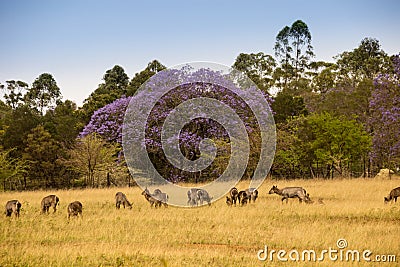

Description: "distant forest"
1 20 399 190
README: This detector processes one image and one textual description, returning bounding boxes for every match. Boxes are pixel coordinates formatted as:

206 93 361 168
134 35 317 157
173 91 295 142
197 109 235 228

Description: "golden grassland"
1 177 400 266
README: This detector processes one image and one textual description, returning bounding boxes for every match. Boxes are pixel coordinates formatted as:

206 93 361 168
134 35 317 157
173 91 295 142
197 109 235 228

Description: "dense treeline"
0 20 399 190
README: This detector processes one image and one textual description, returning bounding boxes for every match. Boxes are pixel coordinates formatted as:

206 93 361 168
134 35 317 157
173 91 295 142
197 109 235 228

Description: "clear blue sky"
1 0 399 106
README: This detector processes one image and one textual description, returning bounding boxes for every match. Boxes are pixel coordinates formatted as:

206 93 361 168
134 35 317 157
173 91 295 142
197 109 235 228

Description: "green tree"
2 105 41 154
313 38 390 123
103 65 129 95
274 20 314 93
0 148 29 190
0 80 29 109
25 73 62 115
126 60 166 96
64 133 123 187
23 125 61 188
44 100 81 148
79 65 130 123
272 118 308 178
298 113 371 178
335 38 390 84
232 52 276 94
271 92 308 124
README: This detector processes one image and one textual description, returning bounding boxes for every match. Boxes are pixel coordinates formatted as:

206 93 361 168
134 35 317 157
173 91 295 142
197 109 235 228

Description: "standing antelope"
269 185 310 203
41 195 60 214
5 200 21 217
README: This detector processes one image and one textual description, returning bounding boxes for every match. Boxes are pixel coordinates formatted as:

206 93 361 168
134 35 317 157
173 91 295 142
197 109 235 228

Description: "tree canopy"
0 20 399 190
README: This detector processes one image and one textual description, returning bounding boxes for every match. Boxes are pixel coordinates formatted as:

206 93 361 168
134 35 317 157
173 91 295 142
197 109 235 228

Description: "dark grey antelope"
197 189 212 206
237 190 249 206
384 187 400 204
187 188 199 206
41 195 60 214
269 185 310 203
5 200 21 217
153 189 169 206
67 201 83 219
245 188 259 203
226 196 233 206
187 188 213 206
115 192 132 209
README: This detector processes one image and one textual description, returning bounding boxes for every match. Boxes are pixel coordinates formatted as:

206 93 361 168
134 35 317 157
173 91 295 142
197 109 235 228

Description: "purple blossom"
368 54 400 164
80 96 132 143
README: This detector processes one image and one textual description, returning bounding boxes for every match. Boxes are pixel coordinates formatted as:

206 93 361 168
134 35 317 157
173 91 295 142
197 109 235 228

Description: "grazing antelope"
187 188 199 206
67 201 83 219
197 189 212 206
269 185 309 203
229 187 239 206
384 187 400 204
237 190 249 206
187 188 213 206
142 188 167 208
304 193 314 204
152 189 169 206
115 192 132 209
245 188 259 203
226 196 233 206
5 200 21 217
41 195 59 214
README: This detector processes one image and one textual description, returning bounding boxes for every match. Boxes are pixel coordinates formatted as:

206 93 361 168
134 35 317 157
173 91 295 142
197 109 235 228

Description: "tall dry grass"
0 178 399 266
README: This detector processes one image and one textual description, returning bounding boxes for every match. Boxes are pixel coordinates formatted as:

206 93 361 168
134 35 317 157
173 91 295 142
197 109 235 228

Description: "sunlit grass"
1 178 399 266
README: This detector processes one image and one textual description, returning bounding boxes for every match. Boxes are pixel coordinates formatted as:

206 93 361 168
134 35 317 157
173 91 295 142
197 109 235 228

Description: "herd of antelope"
4 185 400 218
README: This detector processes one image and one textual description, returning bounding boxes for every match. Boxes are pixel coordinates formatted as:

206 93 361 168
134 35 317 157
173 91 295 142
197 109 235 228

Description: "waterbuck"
237 190 249 206
41 195 60 214
67 201 83 219
197 189 212 206
141 188 168 208
384 187 400 204
5 200 21 217
226 196 233 206
153 189 169 206
269 185 309 203
229 187 239 206
245 188 259 203
187 188 213 206
115 192 132 209
187 188 199 206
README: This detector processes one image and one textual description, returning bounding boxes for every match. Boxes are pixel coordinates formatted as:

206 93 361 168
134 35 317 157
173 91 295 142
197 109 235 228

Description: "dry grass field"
1 177 399 266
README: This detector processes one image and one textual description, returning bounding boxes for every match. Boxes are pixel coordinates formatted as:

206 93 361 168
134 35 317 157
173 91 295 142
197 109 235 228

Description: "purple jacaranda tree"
83 66 275 183
80 96 132 143
369 54 400 170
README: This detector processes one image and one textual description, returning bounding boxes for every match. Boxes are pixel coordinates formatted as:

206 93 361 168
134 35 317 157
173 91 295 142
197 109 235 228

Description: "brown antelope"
5 200 21 217
115 192 132 209
67 201 83 219
245 188 259 203
384 187 400 204
229 187 239 206
237 190 249 206
41 195 59 214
